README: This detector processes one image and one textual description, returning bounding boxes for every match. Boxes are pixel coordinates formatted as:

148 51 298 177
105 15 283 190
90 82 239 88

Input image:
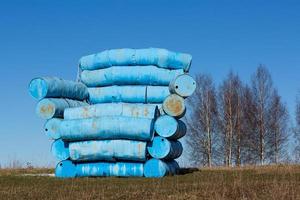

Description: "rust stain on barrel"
131 107 140 117
138 143 142 157
40 104 54 114
92 120 97 130
143 108 149 117
165 97 183 115
82 106 90 118
51 124 57 132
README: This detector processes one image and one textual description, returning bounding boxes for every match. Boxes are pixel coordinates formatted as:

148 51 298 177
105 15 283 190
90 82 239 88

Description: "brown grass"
0 165 299 200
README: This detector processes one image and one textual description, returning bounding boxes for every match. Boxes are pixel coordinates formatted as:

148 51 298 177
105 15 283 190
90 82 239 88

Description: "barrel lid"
36 99 56 119
162 94 186 118
171 74 196 97
55 160 76 178
147 136 171 159
29 78 48 100
44 118 62 140
144 158 168 178
51 139 70 161
154 115 178 138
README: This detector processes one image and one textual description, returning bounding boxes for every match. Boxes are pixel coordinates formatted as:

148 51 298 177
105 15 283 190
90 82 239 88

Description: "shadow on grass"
177 167 199 175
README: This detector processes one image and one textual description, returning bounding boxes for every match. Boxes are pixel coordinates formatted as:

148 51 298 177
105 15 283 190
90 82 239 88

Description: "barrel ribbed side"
88 86 170 104
55 160 144 178
69 140 147 162
64 103 160 120
51 139 147 162
59 116 155 141
81 66 184 87
79 48 192 72
29 77 88 100
36 98 88 119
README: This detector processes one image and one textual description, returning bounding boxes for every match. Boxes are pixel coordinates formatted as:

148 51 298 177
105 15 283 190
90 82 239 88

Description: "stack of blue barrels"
29 48 196 178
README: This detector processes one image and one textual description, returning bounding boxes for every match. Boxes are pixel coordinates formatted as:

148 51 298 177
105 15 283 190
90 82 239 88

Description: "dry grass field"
0 165 299 200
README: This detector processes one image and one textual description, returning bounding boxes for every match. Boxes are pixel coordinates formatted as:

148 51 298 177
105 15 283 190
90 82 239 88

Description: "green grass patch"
0 165 299 199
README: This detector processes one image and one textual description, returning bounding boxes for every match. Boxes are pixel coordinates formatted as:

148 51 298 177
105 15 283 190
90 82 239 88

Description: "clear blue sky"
0 0 299 167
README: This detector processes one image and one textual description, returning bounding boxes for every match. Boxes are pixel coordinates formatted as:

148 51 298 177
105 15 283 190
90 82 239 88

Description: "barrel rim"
36 98 56 119
51 139 70 161
28 77 48 100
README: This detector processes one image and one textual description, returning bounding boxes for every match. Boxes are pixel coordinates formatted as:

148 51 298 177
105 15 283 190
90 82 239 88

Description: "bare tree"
185 74 219 167
218 72 244 166
251 65 273 165
241 85 260 164
293 95 300 162
267 89 289 164
233 76 245 166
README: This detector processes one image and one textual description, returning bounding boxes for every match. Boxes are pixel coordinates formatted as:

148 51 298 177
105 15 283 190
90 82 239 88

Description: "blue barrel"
51 139 147 162
147 136 183 160
57 116 154 141
162 94 186 118
81 66 184 87
36 98 88 119
146 86 171 103
44 118 62 140
64 103 160 120
88 86 170 104
79 48 192 72
55 160 144 178
169 74 196 97
144 158 179 178
29 77 88 100
154 115 186 139
51 139 70 160
55 160 76 178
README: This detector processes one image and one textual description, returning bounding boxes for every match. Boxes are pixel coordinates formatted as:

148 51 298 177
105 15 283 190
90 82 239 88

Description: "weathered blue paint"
146 86 171 103
29 47 194 179
36 98 88 119
55 160 77 178
76 161 144 177
169 74 196 97
51 139 70 160
144 158 179 178
162 94 186 118
29 77 88 100
55 160 144 178
154 115 187 139
52 140 147 162
79 48 192 72
44 118 62 140
88 86 170 104
81 66 184 87
147 136 183 160
64 103 160 120
69 140 147 161
58 116 154 141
